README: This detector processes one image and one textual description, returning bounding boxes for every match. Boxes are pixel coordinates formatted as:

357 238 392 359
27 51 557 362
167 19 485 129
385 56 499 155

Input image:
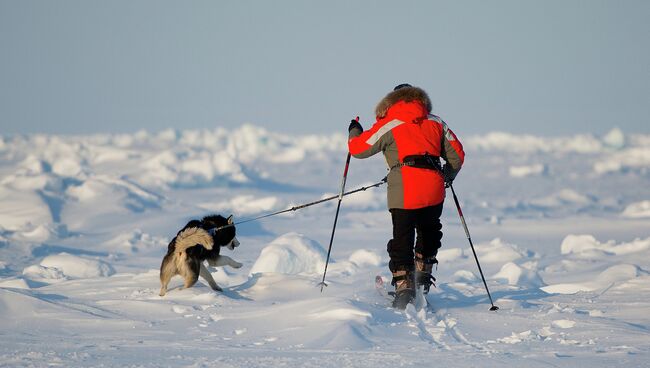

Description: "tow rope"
213 176 387 231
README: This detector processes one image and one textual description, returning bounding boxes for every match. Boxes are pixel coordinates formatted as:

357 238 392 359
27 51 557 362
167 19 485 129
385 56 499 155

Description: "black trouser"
388 203 444 272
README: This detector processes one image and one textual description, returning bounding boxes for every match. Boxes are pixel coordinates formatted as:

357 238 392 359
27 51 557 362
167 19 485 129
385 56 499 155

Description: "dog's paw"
212 284 223 292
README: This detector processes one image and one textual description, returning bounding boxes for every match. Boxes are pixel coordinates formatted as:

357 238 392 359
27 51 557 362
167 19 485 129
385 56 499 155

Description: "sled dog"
159 214 241 296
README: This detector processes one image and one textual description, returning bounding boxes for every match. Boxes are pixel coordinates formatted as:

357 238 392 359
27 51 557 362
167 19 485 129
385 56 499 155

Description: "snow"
348 249 382 267
22 264 66 282
622 200 650 218
509 163 547 177
0 126 649 367
471 238 532 263
560 234 650 256
0 185 52 231
552 319 576 329
602 128 626 149
465 131 604 154
38 253 115 279
200 194 281 216
0 278 30 289
492 262 544 287
249 232 328 275
541 264 644 294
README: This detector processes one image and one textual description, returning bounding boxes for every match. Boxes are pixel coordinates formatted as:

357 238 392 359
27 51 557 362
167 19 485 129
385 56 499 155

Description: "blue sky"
1 0 648 137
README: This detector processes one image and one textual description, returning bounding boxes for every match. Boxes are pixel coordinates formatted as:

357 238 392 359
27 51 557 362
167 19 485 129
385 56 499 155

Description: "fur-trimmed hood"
375 86 432 119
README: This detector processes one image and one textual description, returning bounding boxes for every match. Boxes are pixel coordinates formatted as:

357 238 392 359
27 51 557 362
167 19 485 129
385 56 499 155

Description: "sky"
1 0 648 137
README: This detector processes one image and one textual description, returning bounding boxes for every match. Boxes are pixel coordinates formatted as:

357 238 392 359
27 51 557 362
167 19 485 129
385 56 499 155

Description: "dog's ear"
227 215 234 225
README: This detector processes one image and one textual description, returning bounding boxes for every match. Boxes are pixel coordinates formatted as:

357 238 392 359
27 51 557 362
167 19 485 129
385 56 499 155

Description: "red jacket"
348 87 465 209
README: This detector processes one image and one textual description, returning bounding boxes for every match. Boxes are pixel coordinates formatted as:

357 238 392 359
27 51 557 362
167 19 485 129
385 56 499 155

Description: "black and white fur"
159 214 241 296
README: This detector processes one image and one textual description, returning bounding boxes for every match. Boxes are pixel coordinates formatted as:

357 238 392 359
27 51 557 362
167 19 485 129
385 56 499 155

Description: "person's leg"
414 202 444 258
414 202 444 293
388 208 417 308
389 208 416 273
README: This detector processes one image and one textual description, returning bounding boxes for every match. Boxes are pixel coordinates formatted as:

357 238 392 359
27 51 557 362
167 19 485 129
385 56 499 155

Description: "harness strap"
389 154 442 172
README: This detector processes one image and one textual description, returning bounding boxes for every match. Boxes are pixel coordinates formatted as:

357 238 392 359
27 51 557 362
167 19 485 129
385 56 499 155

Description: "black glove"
348 119 363 133
442 164 457 187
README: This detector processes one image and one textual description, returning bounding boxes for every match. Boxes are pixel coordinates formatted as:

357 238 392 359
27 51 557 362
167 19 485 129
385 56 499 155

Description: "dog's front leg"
199 262 222 292
208 255 242 269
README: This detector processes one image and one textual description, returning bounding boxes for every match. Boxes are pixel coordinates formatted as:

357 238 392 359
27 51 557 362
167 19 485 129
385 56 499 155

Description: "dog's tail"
174 227 214 252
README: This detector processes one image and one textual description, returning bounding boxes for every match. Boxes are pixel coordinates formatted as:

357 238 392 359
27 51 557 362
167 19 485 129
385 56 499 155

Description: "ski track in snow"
0 126 649 367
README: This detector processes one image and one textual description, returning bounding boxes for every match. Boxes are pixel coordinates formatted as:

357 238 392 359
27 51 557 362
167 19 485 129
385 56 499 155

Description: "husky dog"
159 214 242 296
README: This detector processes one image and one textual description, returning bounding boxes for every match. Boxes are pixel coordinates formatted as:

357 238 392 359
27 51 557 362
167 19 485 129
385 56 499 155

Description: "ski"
375 275 394 301
414 285 428 311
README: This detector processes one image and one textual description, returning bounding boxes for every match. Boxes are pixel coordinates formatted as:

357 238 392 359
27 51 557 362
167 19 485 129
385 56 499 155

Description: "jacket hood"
375 86 432 119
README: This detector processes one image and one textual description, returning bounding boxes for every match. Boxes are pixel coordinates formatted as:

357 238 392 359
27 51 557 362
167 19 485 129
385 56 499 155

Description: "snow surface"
0 126 649 367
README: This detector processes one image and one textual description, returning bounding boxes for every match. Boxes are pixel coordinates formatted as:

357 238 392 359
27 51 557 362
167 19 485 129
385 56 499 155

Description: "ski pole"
449 183 499 311
318 118 356 292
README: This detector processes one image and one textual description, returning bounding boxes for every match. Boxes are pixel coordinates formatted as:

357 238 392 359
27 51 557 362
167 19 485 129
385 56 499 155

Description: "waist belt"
390 154 442 172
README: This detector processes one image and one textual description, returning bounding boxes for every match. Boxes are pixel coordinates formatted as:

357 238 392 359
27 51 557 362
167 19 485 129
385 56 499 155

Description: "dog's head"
202 214 240 250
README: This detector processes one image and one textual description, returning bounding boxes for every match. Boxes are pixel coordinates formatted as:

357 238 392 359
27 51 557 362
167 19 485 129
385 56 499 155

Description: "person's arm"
440 122 465 183
348 118 396 159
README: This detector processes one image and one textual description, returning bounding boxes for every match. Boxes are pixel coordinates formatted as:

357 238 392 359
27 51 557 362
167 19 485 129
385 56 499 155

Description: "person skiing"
348 83 465 309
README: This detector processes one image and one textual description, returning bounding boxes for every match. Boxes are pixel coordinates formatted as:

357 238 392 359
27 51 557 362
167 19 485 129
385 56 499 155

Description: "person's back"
347 84 465 309
348 85 465 209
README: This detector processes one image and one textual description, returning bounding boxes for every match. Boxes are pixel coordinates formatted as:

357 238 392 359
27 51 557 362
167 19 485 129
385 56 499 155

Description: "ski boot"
415 252 437 294
391 269 415 310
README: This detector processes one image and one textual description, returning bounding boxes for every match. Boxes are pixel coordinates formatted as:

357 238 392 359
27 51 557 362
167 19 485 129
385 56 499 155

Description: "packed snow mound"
66 175 161 208
509 164 547 178
560 234 650 257
552 319 577 329
602 128 626 149
321 182 385 210
0 182 54 232
0 125 335 191
10 223 63 243
542 264 645 294
348 249 382 267
465 132 604 154
38 253 115 279
0 278 30 289
437 248 465 263
462 129 649 176
63 176 163 230
464 129 642 155
104 229 169 254
307 323 373 350
250 232 328 275
593 146 650 174
97 124 348 189
138 148 250 188
22 264 66 283
529 189 594 208
452 269 478 283
3 136 90 178
199 195 281 216
492 262 544 288
16 155 51 175
621 200 650 218
472 238 534 263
